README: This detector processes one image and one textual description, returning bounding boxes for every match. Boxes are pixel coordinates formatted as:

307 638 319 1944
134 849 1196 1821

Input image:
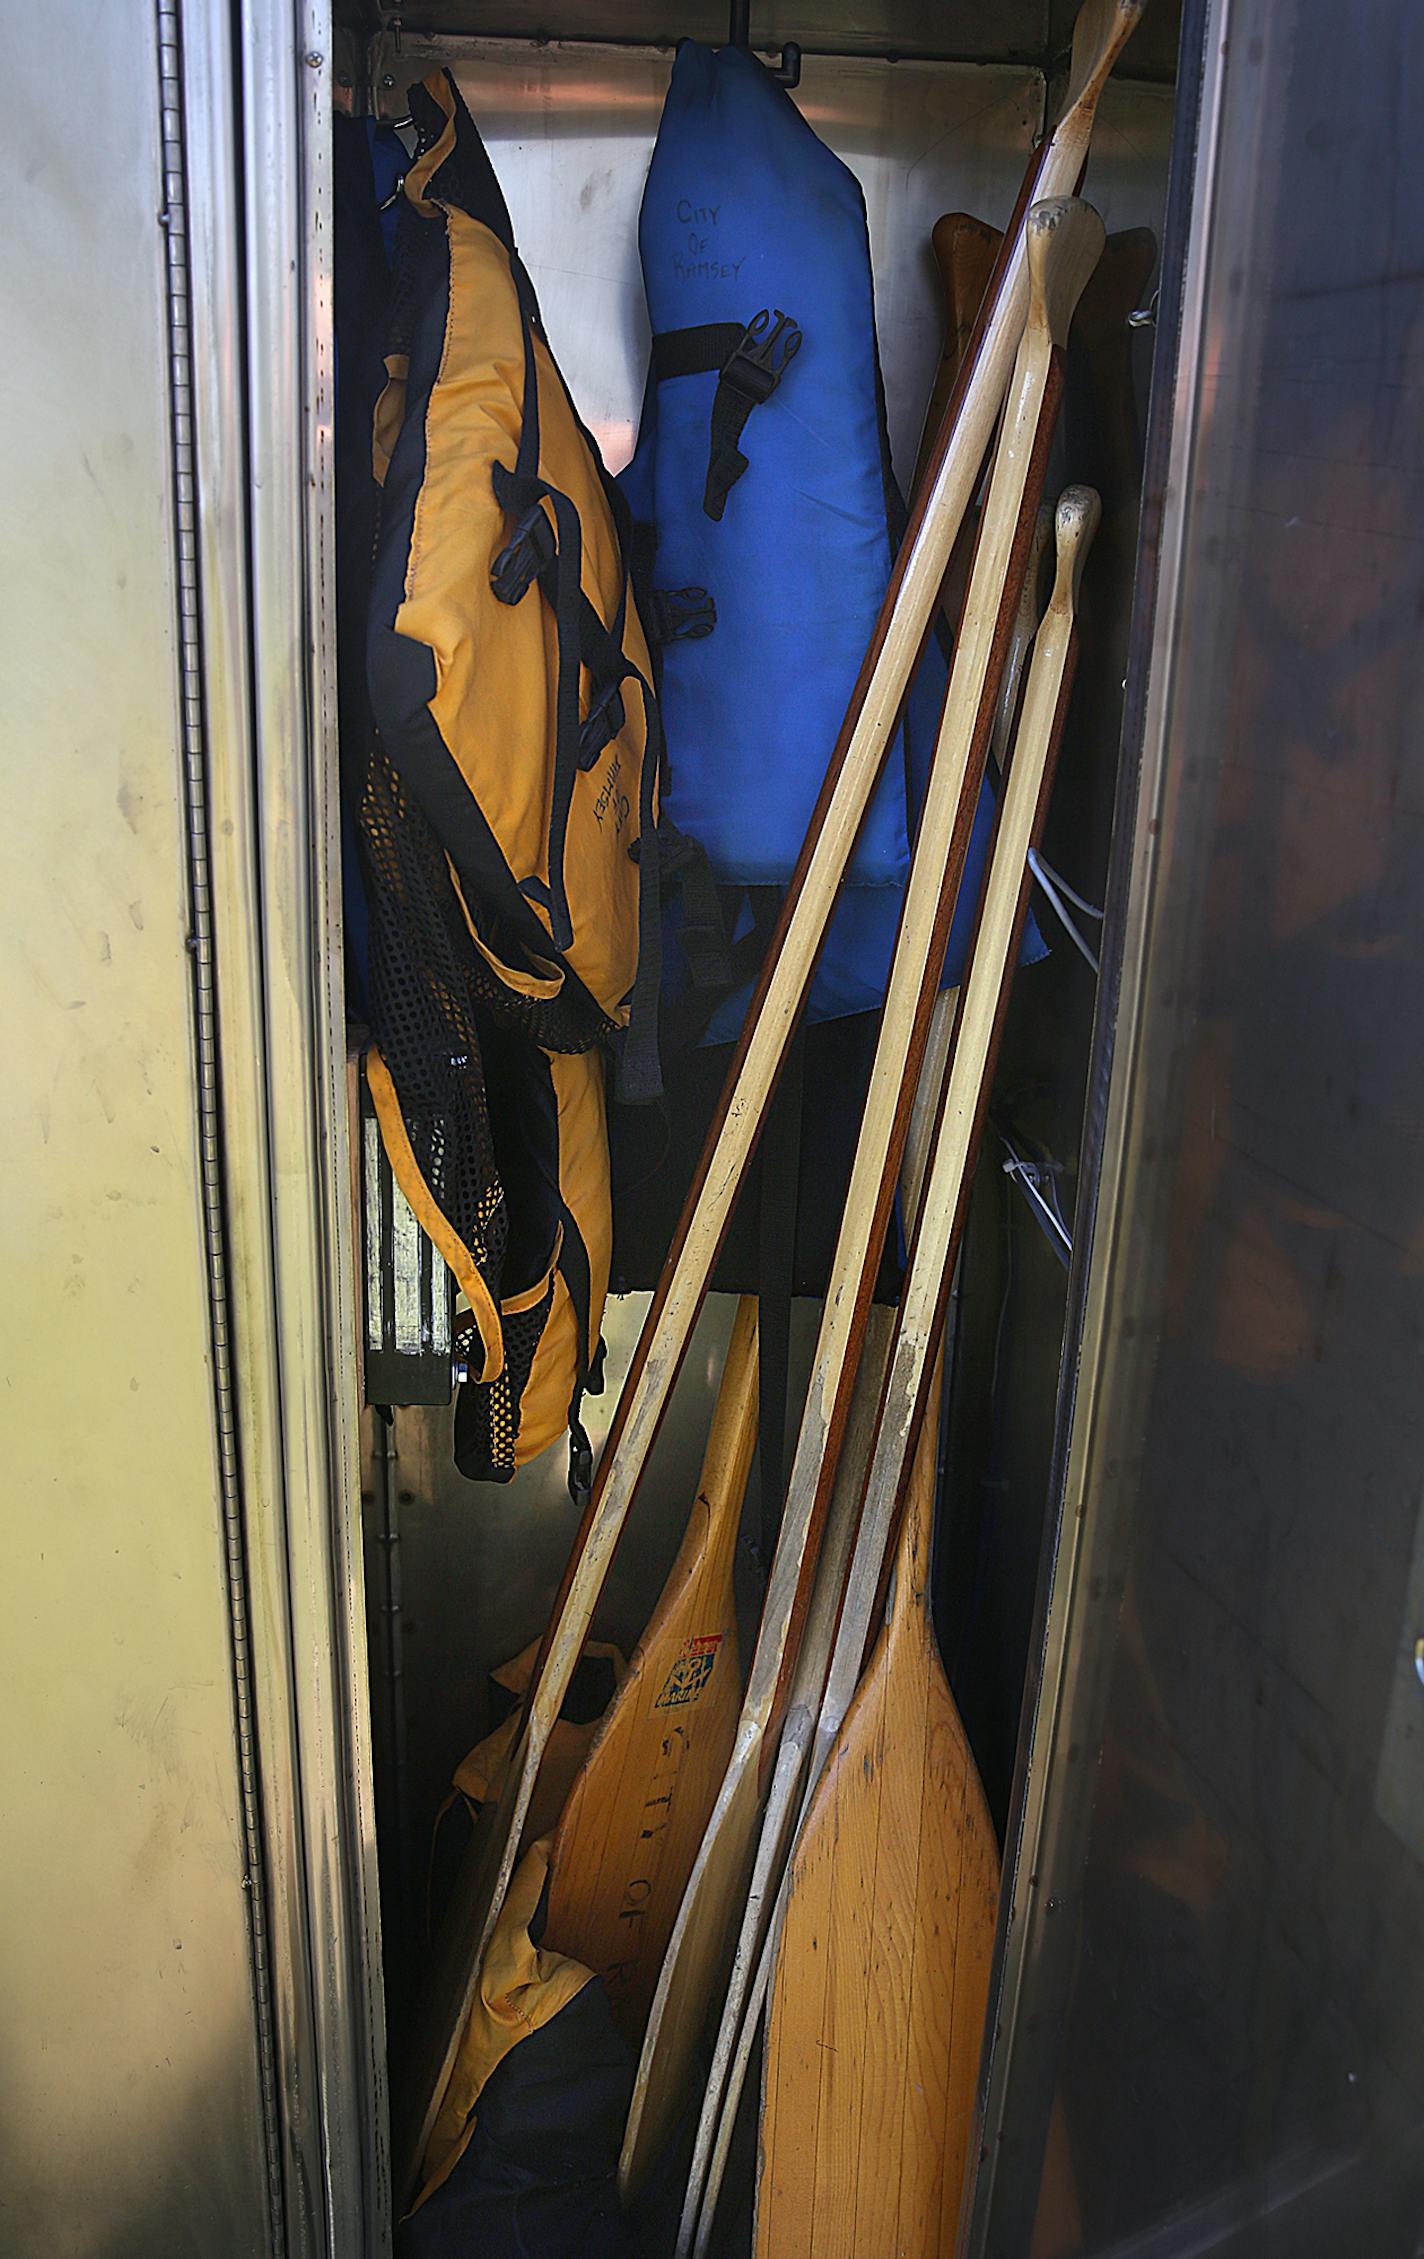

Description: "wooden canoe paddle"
754 486 1102 2259
621 197 1106 2201
676 504 1048 2259
758 1378 982 2259
994 504 1055 764
397 0 1141 2195
915 213 1003 497
539 1297 759 2046
680 491 1063 2259
674 987 960 2257
915 211 1003 644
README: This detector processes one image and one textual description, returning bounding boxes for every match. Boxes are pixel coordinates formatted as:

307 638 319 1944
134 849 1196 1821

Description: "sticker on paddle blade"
654 1632 723 1710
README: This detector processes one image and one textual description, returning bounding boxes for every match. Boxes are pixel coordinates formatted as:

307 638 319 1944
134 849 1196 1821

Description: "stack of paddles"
399 0 1139 2249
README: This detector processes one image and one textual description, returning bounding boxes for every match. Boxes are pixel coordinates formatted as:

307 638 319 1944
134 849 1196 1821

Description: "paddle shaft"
810 489 1101 1808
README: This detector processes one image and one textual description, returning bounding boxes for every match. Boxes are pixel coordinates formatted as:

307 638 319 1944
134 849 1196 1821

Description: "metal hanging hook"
727 0 802 88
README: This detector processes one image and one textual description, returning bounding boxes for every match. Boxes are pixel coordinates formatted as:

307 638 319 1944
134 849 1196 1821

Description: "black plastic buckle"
490 501 556 606
721 308 802 405
651 585 717 644
578 676 626 769
567 1420 594 1507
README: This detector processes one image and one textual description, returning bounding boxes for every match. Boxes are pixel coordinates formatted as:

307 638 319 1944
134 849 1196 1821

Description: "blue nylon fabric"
688 646 1005 1045
626 40 911 893
625 43 1019 1030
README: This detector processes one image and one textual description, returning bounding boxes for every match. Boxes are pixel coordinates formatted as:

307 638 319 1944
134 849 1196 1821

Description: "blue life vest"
623 41 999 1028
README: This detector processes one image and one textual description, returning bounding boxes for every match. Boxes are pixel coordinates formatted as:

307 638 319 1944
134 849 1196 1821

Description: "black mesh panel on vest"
360 735 509 1308
467 920 618 1057
454 1276 557 1484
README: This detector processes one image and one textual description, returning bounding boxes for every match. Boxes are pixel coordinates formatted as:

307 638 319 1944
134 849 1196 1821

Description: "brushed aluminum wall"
0 4 275 2252
0 5 387 2253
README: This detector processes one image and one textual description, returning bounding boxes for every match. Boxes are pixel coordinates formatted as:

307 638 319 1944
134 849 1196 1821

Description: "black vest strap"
489 278 670 1053
651 308 804 522
650 320 746 381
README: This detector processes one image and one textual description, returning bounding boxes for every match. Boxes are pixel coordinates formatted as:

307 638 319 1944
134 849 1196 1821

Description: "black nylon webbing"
651 321 745 382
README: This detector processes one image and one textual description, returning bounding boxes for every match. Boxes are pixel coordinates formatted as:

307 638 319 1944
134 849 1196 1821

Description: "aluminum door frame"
177 3 388 2250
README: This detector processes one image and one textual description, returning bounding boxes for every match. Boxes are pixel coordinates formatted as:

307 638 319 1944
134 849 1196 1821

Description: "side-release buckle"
650 585 717 644
490 499 556 605
567 1419 594 1507
705 308 803 521
723 308 802 404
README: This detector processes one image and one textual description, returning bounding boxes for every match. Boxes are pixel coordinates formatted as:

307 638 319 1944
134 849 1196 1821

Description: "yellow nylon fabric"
506 1047 611 1469
392 194 653 1021
412 1836 594 2208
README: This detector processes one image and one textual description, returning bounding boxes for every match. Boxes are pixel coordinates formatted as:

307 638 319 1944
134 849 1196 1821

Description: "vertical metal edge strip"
175 0 389 2249
233 5 391 2251
961 1 1234 2249
154 4 290 2250
294 26 393 2238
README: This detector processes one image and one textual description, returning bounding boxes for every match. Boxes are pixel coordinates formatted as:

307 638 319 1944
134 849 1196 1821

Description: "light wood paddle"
756 1374 990 2259
397 0 1141 2194
540 1297 760 2045
754 486 1102 2259
621 200 1106 2200
675 507 1047 2259
680 489 1075 2259
673 986 960 2257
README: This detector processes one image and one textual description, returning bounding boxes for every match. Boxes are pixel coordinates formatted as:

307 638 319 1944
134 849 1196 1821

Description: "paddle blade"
756 1419 999 2259
544 1298 760 2044
915 212 1002 494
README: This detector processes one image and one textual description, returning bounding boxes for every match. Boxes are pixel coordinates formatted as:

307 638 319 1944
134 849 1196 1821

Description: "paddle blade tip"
1027 195 1107 345
1052 483 1103 611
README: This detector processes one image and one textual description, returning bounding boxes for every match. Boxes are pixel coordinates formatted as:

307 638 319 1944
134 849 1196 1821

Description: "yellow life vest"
360 69 662 1486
